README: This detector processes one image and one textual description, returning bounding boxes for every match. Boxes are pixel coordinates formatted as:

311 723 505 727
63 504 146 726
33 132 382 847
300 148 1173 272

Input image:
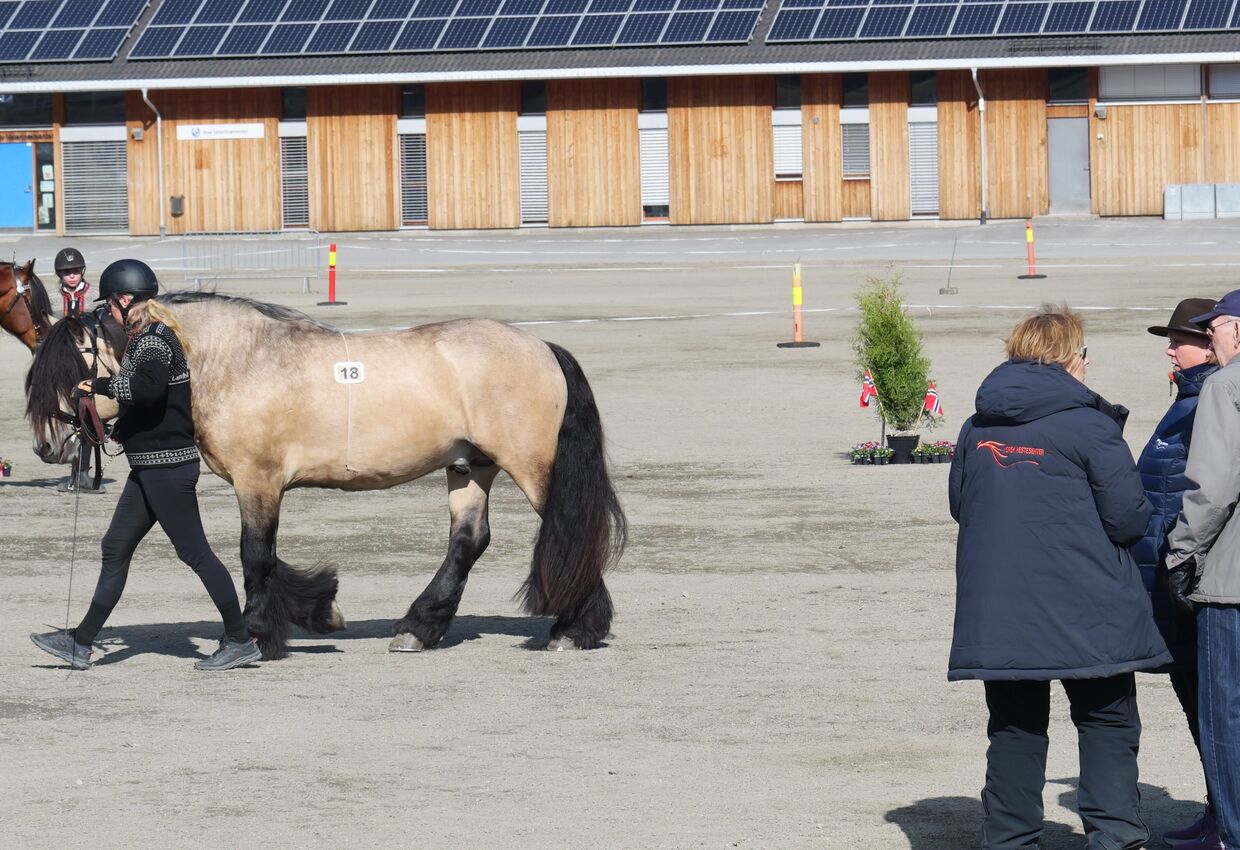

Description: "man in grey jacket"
1166 289 1240 850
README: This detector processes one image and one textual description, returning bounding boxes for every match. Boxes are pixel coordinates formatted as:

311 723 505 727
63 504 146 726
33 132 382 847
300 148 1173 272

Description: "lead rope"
339 331 355 473
64 442 83 675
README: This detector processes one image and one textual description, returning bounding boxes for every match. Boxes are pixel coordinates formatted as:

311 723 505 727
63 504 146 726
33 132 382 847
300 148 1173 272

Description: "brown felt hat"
1147 298 1216 339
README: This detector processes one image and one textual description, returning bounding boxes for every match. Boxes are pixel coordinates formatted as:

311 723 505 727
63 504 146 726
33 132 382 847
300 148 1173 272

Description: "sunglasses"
1077 345 1088 360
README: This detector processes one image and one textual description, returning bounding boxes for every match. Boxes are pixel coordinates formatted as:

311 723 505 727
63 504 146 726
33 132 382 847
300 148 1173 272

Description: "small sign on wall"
176 123 266 141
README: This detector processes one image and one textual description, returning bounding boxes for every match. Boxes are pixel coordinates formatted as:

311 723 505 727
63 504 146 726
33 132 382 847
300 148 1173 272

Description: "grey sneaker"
194 637 261 672
31 631 92 670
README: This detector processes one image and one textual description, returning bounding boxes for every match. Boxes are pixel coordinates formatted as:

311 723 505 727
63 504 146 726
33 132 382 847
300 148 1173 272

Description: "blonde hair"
1006 304 1084 367
132 299 192 358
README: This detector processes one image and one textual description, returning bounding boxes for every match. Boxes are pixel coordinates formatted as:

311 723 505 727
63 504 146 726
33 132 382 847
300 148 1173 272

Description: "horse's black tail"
519 343 627 649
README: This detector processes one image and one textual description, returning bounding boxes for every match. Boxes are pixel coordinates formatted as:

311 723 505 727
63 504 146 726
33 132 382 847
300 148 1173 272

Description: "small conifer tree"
852 275 936 433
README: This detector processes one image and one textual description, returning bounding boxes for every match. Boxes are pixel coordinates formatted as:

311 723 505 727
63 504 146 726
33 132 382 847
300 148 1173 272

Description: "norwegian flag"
859 370 878 408
923 381 944 417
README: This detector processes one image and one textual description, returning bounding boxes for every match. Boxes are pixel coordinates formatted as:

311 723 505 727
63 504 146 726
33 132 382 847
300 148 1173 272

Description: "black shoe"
31 631 92 669
194 637 261 671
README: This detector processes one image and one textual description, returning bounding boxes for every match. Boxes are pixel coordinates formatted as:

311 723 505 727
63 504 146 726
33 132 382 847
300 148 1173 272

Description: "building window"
1048 68 1089 104
1209 64 1240 98
1099 65 1201 101
401 84 426 118
910 71 937 106
776 75 801 110
843 73 869 108
0 94 52 127
842 124 870 179
281 88 306 121
520 80 546 115
642 78 667 112
64 92 126 125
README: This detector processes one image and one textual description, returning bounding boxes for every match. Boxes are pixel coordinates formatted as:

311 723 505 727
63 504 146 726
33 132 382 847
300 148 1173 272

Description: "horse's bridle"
0 263 43 344
51 310 121 487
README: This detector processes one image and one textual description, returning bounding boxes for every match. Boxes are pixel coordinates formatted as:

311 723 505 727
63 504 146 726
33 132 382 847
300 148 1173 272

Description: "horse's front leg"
391 462 498 651
236 482 343 659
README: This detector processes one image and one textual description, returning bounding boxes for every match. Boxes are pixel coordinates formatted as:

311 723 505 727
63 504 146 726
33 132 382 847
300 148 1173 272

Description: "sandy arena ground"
1 219 1236 849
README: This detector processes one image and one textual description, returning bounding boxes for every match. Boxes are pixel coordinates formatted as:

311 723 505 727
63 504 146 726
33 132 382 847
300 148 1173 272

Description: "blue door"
0 143 34 229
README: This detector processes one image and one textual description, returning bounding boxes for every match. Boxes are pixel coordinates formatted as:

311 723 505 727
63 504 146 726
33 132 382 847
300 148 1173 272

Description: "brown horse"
27 294 626 659
0 260 53 352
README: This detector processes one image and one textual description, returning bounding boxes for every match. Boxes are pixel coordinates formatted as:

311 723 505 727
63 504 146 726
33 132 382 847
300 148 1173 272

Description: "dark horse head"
26 312 125 464
0 259 53 353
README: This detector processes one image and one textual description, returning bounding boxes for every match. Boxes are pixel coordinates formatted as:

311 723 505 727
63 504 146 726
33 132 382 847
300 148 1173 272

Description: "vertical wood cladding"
774 180 804 220
1207 103 1240 183
982 69 1048 219
668 76 774 224
308 85 399 232
546 79 641 227
937 71 982 220
1091 104 1203 215
802 74 843 222
126 92 160 236
869 72 910 221
843 179 871 218
161 89 282 234
427 82 520 230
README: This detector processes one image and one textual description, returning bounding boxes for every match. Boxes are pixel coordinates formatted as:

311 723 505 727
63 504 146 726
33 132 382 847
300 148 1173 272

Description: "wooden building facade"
7 62 1240 235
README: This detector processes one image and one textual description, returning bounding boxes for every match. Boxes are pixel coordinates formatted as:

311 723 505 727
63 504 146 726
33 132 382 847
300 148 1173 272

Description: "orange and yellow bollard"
317 243 348 306
777 262 820 348
1017 220 1047 280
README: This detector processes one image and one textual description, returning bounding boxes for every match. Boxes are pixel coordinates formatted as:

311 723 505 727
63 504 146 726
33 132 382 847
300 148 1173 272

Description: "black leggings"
75 462 248 646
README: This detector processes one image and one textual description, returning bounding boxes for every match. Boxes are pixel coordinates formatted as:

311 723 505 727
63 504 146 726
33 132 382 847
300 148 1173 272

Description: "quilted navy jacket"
1132 362 1216 669
948 360 1171 681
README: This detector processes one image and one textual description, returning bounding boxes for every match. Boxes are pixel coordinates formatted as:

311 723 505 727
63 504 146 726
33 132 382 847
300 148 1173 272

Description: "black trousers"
982 674 1147 850
75 462 248 646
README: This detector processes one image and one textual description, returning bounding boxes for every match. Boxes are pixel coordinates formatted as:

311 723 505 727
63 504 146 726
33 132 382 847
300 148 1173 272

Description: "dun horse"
27 294 626 658
0 260 53 352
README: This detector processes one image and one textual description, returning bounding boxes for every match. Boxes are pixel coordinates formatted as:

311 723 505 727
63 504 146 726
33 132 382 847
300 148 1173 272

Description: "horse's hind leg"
390 461 499 652
236 482 343 659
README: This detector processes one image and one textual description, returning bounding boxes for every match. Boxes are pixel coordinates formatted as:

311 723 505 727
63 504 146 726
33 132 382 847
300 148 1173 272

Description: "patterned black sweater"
92 322 199 469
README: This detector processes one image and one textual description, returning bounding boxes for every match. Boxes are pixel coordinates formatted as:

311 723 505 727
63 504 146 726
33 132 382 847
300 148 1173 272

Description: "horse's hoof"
389 633 425 652
327 602 347 632
546 636 579 652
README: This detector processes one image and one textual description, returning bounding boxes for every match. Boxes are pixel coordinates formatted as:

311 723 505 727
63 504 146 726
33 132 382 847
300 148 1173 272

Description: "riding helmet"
54 247 84 273
96 259 159 302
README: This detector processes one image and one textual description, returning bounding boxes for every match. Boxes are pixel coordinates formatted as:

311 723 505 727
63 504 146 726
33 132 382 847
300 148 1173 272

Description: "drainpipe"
971 68 989 225
141 87 166 239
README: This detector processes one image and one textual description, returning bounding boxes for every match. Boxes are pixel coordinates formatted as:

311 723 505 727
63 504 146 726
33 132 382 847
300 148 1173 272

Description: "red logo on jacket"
977 440 1044 468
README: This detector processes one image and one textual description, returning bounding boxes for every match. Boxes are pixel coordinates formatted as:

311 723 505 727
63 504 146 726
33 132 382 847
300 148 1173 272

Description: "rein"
53 314 122 489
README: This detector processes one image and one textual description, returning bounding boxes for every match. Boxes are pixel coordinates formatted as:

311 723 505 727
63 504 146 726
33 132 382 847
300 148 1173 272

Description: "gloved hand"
1166 558 1198 616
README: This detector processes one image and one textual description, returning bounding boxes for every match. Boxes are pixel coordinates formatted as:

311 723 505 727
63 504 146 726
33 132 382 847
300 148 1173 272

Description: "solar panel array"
0 0 150 62
768 0 1240 42
128 0 766 58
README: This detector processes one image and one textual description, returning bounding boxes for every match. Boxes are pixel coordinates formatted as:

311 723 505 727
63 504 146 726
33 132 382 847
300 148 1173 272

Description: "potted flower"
852 275 940 463
0 457 10 477
872 446 895 465
911 443 934 464
931 440 955 462
850 441 879 464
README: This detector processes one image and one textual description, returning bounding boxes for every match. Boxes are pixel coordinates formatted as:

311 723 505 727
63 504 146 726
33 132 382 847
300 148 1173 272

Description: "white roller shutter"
280 136 308 229
841 124 870 178
1212 64 1240 97
519 130 548 224
773 124 803 180
399 133 428 225
909 121 939 215
62 141 128 233
640 126 669 210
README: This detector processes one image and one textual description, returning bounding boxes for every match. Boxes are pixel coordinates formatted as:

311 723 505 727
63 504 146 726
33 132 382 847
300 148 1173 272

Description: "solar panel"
0 0 148 61
767 0 1236 40
129 0 763 57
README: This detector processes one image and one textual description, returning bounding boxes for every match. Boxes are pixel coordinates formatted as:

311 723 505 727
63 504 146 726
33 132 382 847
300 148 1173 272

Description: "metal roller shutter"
640 126 669 214
773 124 803 180
519 130 548 225
399 133 428 225
280 136 308 229
841 124 870 179
62 141 128 233
909 122 939 216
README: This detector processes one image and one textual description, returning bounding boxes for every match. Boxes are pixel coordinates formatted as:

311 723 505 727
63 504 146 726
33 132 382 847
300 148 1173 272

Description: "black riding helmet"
96 259 159 303
54 247 85 273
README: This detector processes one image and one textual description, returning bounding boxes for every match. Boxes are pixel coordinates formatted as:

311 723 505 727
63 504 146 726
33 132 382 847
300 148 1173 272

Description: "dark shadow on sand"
886 782 1202 850
45 614 558 666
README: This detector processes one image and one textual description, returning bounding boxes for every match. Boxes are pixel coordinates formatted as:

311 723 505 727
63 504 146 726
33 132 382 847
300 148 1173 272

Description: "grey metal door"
1048 118 1091 215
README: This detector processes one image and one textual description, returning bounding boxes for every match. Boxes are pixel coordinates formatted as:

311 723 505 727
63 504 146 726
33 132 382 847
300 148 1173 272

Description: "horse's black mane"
25 316 88 422
161 291 334 330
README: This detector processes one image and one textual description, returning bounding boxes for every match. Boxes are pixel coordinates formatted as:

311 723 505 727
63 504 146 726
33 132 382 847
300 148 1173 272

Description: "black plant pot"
887 434 921 465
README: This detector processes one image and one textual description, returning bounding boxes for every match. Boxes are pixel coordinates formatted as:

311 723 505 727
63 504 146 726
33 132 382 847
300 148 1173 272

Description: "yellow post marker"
1017 219 1047 280
778 261 820 348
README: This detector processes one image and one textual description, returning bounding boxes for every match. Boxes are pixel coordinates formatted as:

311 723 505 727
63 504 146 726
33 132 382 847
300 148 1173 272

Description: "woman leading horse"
27 284 626 660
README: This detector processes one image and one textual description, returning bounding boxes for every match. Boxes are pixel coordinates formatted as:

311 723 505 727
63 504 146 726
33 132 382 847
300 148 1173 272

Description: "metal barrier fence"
168 234 327 296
